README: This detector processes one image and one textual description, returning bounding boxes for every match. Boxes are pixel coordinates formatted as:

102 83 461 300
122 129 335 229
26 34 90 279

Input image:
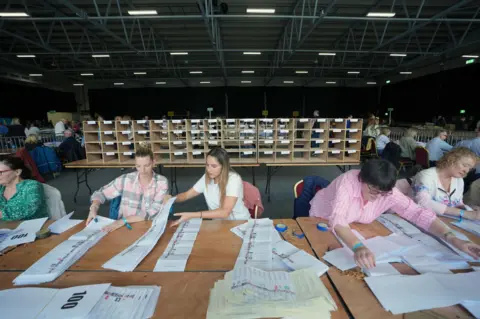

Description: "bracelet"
352 242 364 252
122 217 132 230
459 210 465 222
443 231 455 241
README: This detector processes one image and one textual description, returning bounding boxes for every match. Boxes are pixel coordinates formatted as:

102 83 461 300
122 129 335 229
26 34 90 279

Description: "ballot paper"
462 300 480 318
234 219 273 271
103 197 175 272
273 240 329 277
13 217 115 285
377 214 422 236
0 284 161 319
0 217 48 251
207 267 337 319
49 212 82 234
153 218 202 272
363 263 400 277
452 219 480 237
402 255 453 274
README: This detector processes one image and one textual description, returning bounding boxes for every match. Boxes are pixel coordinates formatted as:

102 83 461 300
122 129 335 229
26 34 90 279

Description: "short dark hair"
358 159 397 191
0 155 32 179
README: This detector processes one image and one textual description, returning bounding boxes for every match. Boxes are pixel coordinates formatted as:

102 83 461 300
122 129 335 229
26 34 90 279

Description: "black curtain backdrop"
1 63 478 124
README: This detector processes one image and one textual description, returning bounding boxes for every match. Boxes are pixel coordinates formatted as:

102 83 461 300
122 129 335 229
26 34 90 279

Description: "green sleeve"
2 181 45 221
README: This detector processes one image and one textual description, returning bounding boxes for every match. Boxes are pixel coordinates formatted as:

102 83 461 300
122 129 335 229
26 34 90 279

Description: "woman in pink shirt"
309 159 480 269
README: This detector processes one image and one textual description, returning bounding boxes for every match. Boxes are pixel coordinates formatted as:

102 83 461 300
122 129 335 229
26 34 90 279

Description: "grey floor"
48 165 357 220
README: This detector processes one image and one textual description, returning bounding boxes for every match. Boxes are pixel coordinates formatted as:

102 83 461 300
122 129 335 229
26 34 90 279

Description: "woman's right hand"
354 246 376 269
86 209 98 226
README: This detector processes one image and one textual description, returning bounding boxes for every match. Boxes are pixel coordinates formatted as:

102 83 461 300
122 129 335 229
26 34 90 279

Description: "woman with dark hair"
165 147 250 226
309 159 480 269
0 156 47 221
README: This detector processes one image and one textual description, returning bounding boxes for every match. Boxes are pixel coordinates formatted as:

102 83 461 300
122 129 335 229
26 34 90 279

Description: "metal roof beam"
197 0 227 80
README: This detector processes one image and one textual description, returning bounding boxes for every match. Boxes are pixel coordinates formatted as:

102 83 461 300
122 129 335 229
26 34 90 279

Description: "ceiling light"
462 55 479 58
17 54 35 58
246 8 275 14
156 81 166 84
318 52 336 56
241 81 251 84
283 81 294 84
127 10 157 15
367 12 396 17
80 73 94 76
91 54 110 58
73 83 84 86
114 83 124 86
170 52 188 55
242 70 255 74
386 80 391 84
134 72 147 75
326 81 336 84
390 53 407 57
400 71 412 74
243 52 261 55
348 71 360 74
367 82 377 85
200 81 210 84
190 71 203 74
0 12 29 17
295 71 308 74
29 74 42 77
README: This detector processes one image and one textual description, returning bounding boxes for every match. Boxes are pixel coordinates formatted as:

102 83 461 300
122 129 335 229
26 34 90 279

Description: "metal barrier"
389 127 476 145
0 134 65 154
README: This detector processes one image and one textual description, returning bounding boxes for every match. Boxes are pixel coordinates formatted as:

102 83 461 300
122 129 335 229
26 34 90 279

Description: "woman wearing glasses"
412 147 479 220
309 159 480 269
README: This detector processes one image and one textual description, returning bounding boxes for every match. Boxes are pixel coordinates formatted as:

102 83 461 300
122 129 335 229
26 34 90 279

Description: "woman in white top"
412 147 480 220
167 147 250 226
376 128 391 155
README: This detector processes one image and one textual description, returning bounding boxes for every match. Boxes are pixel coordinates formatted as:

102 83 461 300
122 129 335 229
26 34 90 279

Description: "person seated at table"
376 128 391 156
363 117 380 138
399 128 418 161
426 129 453 166
0 155 47 221
165 147 251 226
58 129 85 162
454 128 480 156
411 147 479 221
24 134 43 152
87 147 169 232
309 159 480 269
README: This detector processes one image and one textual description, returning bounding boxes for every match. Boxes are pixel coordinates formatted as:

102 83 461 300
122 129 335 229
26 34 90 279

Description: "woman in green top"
0 156 47 221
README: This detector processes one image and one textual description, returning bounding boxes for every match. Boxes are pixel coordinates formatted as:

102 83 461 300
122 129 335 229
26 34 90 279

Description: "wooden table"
0 271 223 319
297 216 476 319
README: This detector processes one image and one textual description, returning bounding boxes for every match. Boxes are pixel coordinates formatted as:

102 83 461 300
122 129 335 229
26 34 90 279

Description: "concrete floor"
48 165 358 220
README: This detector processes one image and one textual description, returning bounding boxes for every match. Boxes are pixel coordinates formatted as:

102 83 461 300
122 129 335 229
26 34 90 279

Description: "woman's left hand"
102 220 124 233
450 237 480 259
170 213 193 227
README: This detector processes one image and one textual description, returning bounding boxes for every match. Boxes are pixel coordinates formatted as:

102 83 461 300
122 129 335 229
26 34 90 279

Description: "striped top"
309 170 436 231
91 172 168 219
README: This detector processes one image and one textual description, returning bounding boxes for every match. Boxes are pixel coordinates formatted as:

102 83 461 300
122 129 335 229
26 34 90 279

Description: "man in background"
55 119 68 137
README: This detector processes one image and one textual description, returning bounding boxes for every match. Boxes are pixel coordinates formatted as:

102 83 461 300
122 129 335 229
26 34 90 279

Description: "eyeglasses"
367 184 392 197
0 169 12 176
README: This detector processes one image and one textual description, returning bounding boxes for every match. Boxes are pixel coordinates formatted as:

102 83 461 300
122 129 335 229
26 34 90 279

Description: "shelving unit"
83 117 362 165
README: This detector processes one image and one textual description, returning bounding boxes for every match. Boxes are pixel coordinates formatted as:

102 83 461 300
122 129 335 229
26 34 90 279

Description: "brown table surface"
297 216 477 319
163 163 260 167
64 159 137 168
266 162 360 166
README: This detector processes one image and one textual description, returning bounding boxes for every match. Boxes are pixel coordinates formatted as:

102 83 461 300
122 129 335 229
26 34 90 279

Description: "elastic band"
292 230 305 239
275 223 288 232
459 210 465 222
316 223 328 232
352 242 364 252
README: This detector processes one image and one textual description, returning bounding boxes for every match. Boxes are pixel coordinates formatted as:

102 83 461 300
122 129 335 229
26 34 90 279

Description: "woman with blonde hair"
399 128 418 160
165 147 250 226
412 147 479 220
363 117 380 138
25 134 43 151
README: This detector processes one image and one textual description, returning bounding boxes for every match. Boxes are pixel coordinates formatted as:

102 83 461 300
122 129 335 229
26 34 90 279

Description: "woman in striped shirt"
309 159 480 269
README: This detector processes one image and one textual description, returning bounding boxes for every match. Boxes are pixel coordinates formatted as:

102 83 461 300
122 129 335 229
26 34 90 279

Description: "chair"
361 138 379 161
243 181 264 219
293 180 304 199
293 176 329 219
415 147 430 169
42 184 67 220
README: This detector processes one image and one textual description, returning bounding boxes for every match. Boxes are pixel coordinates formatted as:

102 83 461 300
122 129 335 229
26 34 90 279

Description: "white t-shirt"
193 172 251 220
54 121 65 135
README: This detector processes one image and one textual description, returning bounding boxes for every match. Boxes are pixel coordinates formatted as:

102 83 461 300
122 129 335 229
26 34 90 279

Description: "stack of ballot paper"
0 217 48 251
103 197 175 272
154 218 202 272
13 216 115 285
207 266 337 319
365 271 480 315
234 219 274 270
48 212 82 234
0 283 161 319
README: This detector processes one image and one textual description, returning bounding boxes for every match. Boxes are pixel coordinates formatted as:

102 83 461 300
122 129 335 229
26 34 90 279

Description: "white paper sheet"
234 219 273 271
0 217 48 250
363 263 401 277
462 300 480 318
273 241 328 277
452 220 480 237
49 212 82 234
70 216 115 241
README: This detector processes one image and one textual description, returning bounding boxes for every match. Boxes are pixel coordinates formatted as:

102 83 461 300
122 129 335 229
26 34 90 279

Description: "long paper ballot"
49 212 82 234
0 217 48 251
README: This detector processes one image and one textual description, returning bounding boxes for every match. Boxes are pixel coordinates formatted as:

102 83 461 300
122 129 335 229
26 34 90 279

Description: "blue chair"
293 176 330 219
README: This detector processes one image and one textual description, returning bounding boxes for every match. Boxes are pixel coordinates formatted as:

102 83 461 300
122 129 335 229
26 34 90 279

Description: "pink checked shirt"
309 170 437 231
91 172 168 219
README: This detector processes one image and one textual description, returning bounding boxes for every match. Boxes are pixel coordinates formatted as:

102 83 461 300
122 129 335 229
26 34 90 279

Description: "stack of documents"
13 216 115 285
207 266 337 319
154 218 202 272
365 271 480 315
0 283 160 319
48 212 82 234
234 219 274 270
103 197 175 272
452 219 480 237
0 217 48 251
